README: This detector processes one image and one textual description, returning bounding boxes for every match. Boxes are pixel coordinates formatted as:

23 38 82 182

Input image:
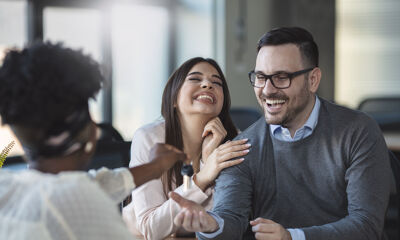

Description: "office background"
1 0 399 155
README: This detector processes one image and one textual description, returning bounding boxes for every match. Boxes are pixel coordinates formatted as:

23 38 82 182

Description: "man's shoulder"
234 116 268 141
320 98 378 130
229 117 271 168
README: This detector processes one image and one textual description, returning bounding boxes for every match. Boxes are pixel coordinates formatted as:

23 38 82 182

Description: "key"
181 164 194 191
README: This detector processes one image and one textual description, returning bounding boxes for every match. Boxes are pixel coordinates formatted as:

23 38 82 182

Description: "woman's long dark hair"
161 57 238 195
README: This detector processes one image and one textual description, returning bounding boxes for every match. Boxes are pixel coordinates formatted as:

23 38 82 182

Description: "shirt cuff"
198 211 224 238
174 177 210 204
118 167 136 191
288 228 306 240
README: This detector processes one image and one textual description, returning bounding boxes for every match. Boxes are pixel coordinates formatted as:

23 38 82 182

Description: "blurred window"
0 0 216 143
112 1 214 140
111 4 169 140
0 0 27 156
336 0 400 108
43 7 104 122
175 0 214 66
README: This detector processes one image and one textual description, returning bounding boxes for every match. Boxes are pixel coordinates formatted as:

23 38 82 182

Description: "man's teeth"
197 95 214 103
265 99 286 105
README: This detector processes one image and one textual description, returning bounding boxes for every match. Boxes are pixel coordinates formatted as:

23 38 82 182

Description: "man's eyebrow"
254 70 288 75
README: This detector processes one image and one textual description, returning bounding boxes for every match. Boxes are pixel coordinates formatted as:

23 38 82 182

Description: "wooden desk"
165 238 197 240
383 132 400 151
133 236 196 240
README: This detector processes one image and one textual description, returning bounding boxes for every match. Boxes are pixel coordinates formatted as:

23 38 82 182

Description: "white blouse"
0 167 136 240
123 120 214 240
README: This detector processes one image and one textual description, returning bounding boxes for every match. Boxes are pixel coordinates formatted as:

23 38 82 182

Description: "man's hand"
130 143 187 187
169 192 219 233
250 218 292 240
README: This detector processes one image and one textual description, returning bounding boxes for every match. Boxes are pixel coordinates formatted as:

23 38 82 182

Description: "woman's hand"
201 117 227 162
195 139 250 191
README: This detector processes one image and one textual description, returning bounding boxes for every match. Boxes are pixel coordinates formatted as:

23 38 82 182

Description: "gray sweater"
198 98 392 240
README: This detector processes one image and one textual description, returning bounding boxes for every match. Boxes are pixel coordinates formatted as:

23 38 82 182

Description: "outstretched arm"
129 143 187 187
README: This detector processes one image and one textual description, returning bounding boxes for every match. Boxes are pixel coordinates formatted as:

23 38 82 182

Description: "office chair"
230 107 262 131
85 140 131 170
358 97 400 131
86 123 130 170
97 122 124 142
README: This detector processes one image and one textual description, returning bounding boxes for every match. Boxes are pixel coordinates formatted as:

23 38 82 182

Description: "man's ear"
308 67 321 93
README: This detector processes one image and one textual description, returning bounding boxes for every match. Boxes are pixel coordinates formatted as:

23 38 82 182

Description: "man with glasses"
170 27 392 240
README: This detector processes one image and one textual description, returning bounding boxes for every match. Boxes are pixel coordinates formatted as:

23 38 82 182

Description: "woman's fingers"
202 124 225 139
207 117 223 129
213 140 250 163
202 117 226 138
213 118 225 133
218 142 251 155
218 138 249 151
220 149 249 161
219 158 245 169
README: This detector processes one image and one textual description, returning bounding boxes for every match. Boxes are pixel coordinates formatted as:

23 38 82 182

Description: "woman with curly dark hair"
123 57 251 239
0 42 186 240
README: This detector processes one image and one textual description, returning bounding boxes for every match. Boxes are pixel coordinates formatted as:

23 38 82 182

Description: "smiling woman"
122 57 251 240
176 62 224 118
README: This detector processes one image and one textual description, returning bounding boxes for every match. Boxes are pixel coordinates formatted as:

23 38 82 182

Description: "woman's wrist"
193 173 209 192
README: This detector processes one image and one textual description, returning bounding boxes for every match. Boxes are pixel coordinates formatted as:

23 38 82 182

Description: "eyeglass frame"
248 68 314 89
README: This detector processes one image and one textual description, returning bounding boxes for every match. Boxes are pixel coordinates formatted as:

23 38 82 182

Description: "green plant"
0 141 15 168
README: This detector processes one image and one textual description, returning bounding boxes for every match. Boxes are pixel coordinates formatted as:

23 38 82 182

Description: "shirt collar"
270 96 320 135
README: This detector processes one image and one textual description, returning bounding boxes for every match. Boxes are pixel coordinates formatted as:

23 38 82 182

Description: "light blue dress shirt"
199 96 321 240
270 95 320 142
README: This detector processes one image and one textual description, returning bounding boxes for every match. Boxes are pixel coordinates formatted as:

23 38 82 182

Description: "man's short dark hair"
257 27 319 68
0 42 104 130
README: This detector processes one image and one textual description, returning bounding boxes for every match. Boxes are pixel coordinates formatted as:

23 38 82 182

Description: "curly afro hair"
0 42 104 130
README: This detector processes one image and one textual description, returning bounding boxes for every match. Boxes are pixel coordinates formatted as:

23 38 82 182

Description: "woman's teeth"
197 95 214 103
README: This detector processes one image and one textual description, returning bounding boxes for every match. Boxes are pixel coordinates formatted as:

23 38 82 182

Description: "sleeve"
288 229 306 240
197 156 253 240
44 177 134 240
124 125 212 240
197 212 225 238
301 117 392 240
87 167 135 204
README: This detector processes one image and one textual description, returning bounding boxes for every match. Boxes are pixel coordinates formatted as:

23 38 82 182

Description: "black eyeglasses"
248 68 314 89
